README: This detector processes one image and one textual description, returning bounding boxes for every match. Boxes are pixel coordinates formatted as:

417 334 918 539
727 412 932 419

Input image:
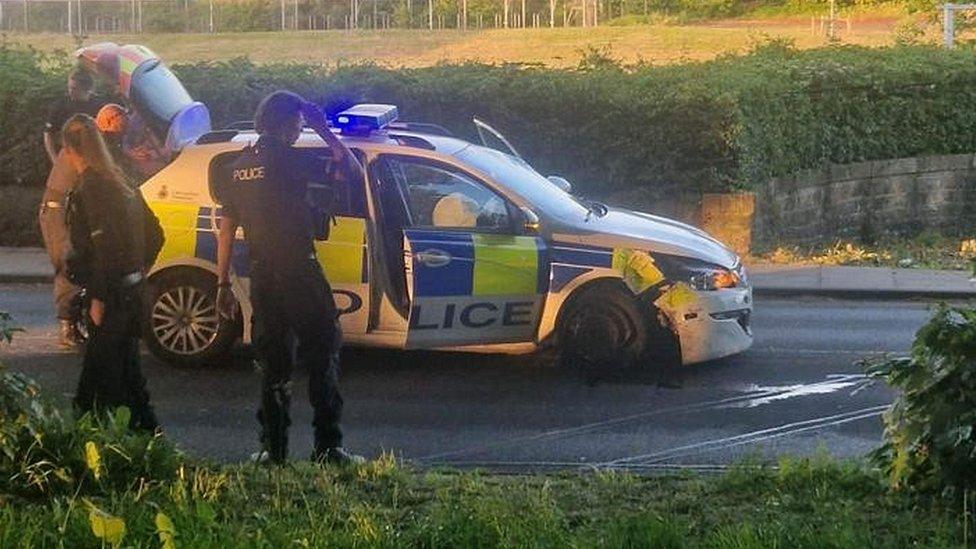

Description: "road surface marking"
600 404 888 467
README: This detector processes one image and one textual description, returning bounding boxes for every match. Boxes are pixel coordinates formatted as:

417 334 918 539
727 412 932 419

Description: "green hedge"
7 42 976 218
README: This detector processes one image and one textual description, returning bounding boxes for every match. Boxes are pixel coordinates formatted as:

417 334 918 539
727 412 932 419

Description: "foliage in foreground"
0 310 968 547
868 305 976 498
0 312 183 500
0 456 968 548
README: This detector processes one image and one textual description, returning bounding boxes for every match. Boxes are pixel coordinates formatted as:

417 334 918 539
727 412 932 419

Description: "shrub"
10 41 976 247
0 186 43 247
0 42 70 188
0 312 184 499
867 305 976 497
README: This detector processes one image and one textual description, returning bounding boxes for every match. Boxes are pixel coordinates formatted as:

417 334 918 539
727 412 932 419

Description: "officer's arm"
216 214 239 286
301 102 364 177
44 102 62 162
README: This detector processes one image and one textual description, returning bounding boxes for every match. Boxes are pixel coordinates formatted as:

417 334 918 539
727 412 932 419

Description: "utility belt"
251 252 318 271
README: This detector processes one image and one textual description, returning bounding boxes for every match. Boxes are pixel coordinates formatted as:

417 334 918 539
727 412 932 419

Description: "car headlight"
688 268 740 291
653 254 742 291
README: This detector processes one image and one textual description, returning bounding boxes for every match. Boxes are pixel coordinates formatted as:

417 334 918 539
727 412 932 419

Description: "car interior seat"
431 192 479 228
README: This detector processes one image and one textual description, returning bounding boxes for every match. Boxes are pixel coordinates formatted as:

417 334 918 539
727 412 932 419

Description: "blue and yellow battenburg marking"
550 243 666 295
147 202 368 284
406 230 548 297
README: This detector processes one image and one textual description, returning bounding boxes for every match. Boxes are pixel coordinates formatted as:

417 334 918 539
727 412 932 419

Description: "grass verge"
755 233 976 271
0 455 967 547
9 20 899 67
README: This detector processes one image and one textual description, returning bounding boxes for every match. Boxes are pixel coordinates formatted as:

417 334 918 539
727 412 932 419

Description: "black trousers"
251 259 344 461
75 282 158 431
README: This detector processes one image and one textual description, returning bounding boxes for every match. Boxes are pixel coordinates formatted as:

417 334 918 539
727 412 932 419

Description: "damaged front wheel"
556 282 680 384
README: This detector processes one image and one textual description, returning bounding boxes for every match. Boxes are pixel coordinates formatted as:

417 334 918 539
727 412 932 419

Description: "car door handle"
415 248 452 268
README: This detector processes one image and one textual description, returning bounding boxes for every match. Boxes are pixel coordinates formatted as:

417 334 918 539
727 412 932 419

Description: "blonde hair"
61 113 131 195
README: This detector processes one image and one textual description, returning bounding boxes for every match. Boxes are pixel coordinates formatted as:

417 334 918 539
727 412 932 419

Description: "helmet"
95 103 127 136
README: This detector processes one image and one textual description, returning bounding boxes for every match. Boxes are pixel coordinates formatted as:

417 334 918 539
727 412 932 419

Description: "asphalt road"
0 282 934 471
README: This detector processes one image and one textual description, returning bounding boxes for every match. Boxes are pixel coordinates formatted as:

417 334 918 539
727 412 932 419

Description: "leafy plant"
867 305 976 497
0 310 23 344
0 312 183 499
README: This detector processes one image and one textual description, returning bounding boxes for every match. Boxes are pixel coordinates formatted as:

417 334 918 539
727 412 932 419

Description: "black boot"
313 446 364 466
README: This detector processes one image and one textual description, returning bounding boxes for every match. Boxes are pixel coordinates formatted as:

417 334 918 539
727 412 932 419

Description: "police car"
141 108 753 371
77 45 752 372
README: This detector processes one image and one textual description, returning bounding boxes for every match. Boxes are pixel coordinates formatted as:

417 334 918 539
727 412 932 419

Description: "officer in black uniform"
215 91 363 465
61 114 163 431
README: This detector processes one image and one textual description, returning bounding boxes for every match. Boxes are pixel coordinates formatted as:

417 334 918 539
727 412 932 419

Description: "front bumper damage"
653 283 753 365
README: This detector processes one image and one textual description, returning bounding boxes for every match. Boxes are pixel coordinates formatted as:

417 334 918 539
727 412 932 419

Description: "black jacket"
67 168 164 299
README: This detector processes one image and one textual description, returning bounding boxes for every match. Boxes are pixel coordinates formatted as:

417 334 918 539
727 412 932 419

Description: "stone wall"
753 154 976 246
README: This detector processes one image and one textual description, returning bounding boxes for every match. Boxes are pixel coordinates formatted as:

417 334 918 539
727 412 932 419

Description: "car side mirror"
520 207 540 234
547 175 572 194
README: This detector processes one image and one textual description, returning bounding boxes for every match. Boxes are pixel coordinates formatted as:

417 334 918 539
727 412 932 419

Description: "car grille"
710 309 752 335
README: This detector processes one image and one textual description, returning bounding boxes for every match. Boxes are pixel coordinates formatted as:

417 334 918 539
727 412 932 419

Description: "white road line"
601 404 889 467
415 375 878 462
422 460 742 473
751 347 900 356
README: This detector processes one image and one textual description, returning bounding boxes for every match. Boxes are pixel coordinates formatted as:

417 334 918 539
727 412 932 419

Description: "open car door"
370 153 548 349
473 118 522 160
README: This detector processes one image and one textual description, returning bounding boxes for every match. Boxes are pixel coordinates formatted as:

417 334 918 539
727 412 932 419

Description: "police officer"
44 68 105 162
61 114 163 431
215 91 363 465
40 68 106 347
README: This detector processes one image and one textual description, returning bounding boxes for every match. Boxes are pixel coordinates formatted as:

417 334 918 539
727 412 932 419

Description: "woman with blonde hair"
61 113 164 431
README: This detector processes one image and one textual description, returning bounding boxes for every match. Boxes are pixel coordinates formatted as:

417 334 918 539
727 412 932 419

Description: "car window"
379 155 510 231
208 147 367 218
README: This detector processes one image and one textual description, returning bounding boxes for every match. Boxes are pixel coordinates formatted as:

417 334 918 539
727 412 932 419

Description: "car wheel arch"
551 277 633 345
550 276 681 367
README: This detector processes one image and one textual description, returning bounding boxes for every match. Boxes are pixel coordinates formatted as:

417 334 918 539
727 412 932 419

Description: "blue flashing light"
333 104 398 134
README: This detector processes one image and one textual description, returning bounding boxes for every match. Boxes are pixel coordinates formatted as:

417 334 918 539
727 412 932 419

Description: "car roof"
211 128 472 156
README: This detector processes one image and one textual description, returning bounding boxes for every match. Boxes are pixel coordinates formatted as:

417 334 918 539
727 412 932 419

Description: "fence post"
944 3 955 48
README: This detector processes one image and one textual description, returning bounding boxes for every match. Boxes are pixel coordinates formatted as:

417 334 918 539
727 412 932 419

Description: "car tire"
144 268 239 367
556 281 680 383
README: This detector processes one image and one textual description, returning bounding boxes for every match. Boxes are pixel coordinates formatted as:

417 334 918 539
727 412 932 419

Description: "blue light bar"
333 104 399 133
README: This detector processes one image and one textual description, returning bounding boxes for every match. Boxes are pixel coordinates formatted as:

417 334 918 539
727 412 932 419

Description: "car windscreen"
455 145 589 221
129 60 193 134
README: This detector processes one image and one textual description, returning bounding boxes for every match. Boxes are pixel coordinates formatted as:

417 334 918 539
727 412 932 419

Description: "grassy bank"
0 456 966 547
9 20 899 67
756 233 976 271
